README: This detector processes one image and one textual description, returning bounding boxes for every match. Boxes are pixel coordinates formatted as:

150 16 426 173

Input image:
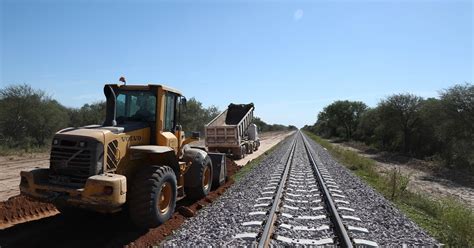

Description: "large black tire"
248 143 254 154
254 140 260 151
128 165 177 228
184 155 213 200
211 156 227 190
232 147 242 159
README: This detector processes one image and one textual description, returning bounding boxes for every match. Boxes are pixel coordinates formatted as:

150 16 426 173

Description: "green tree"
307 83 473 170
437 83 474 169
314 100 367 140
253 117 292 132
288 125 298 130
356 108 381 144
378 94 423 154
253 117 270 131
413 98 444 157
0 84 69 148
68 101 106 127
179 97 220 135
31 100 69 146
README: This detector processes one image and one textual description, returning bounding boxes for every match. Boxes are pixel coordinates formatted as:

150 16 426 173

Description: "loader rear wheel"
184 155 213 200
129 165 177 229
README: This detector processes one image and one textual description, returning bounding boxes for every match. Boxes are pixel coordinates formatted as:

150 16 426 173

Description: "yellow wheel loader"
19 82 227 228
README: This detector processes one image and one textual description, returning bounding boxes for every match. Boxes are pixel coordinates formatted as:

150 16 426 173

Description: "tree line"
253 117 297 132
303 83 473 171
0 84 292 151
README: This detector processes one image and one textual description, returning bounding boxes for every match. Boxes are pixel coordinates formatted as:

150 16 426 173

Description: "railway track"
234 131 378 247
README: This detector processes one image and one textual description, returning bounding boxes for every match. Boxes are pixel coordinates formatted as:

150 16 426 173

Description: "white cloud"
294 9 304 21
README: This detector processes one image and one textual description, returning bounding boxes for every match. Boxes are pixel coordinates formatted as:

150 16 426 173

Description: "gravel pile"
163 135 295 247
303 133 439 246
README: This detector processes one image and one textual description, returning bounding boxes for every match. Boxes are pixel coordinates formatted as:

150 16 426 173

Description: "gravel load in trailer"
163 132 438 247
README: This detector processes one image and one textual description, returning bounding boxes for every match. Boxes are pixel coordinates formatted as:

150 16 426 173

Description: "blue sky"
1 0 472 127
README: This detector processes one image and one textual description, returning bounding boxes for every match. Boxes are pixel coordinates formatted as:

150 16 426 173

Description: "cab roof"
105 84 183 96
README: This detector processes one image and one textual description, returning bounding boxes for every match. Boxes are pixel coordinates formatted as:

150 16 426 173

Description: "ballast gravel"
162 133 439 247
163 136 294 247
271 139 333 246
304 134 439 246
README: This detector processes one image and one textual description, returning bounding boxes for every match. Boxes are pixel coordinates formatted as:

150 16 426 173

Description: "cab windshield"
116 91 156 122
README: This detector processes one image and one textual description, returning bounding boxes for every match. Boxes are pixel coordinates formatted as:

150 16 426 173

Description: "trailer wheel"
129 165 177 229
254 140 260 151
185 155 213 200
248 143 254 154
233 146 246 159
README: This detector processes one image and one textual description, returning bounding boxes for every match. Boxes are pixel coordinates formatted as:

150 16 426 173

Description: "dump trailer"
19 80 227 228
205 103 260 159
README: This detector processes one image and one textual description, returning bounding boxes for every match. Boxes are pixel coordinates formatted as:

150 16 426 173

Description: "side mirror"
181 97 187 109
192 131 200 139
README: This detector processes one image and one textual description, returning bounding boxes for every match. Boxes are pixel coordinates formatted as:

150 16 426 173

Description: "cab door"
164 92 178 132
157 92 179 151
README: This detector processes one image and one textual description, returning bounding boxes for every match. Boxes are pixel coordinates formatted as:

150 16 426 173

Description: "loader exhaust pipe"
103 85 117 126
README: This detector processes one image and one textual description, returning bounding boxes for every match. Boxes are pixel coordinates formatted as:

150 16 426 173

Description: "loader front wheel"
129 165 177 229
184 155 213 200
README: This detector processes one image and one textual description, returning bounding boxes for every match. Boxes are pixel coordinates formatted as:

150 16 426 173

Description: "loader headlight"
53 139 59 145
79 141 87 147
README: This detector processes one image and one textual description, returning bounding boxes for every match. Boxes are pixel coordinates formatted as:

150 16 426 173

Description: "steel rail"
257 133 298 248
301 133 354 248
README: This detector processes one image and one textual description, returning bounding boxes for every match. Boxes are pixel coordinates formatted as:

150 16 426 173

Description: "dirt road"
234 131 295 166
0 154 49 202
331 142 474 208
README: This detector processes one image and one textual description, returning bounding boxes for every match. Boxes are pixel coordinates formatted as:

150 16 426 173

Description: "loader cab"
103 84 185 152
